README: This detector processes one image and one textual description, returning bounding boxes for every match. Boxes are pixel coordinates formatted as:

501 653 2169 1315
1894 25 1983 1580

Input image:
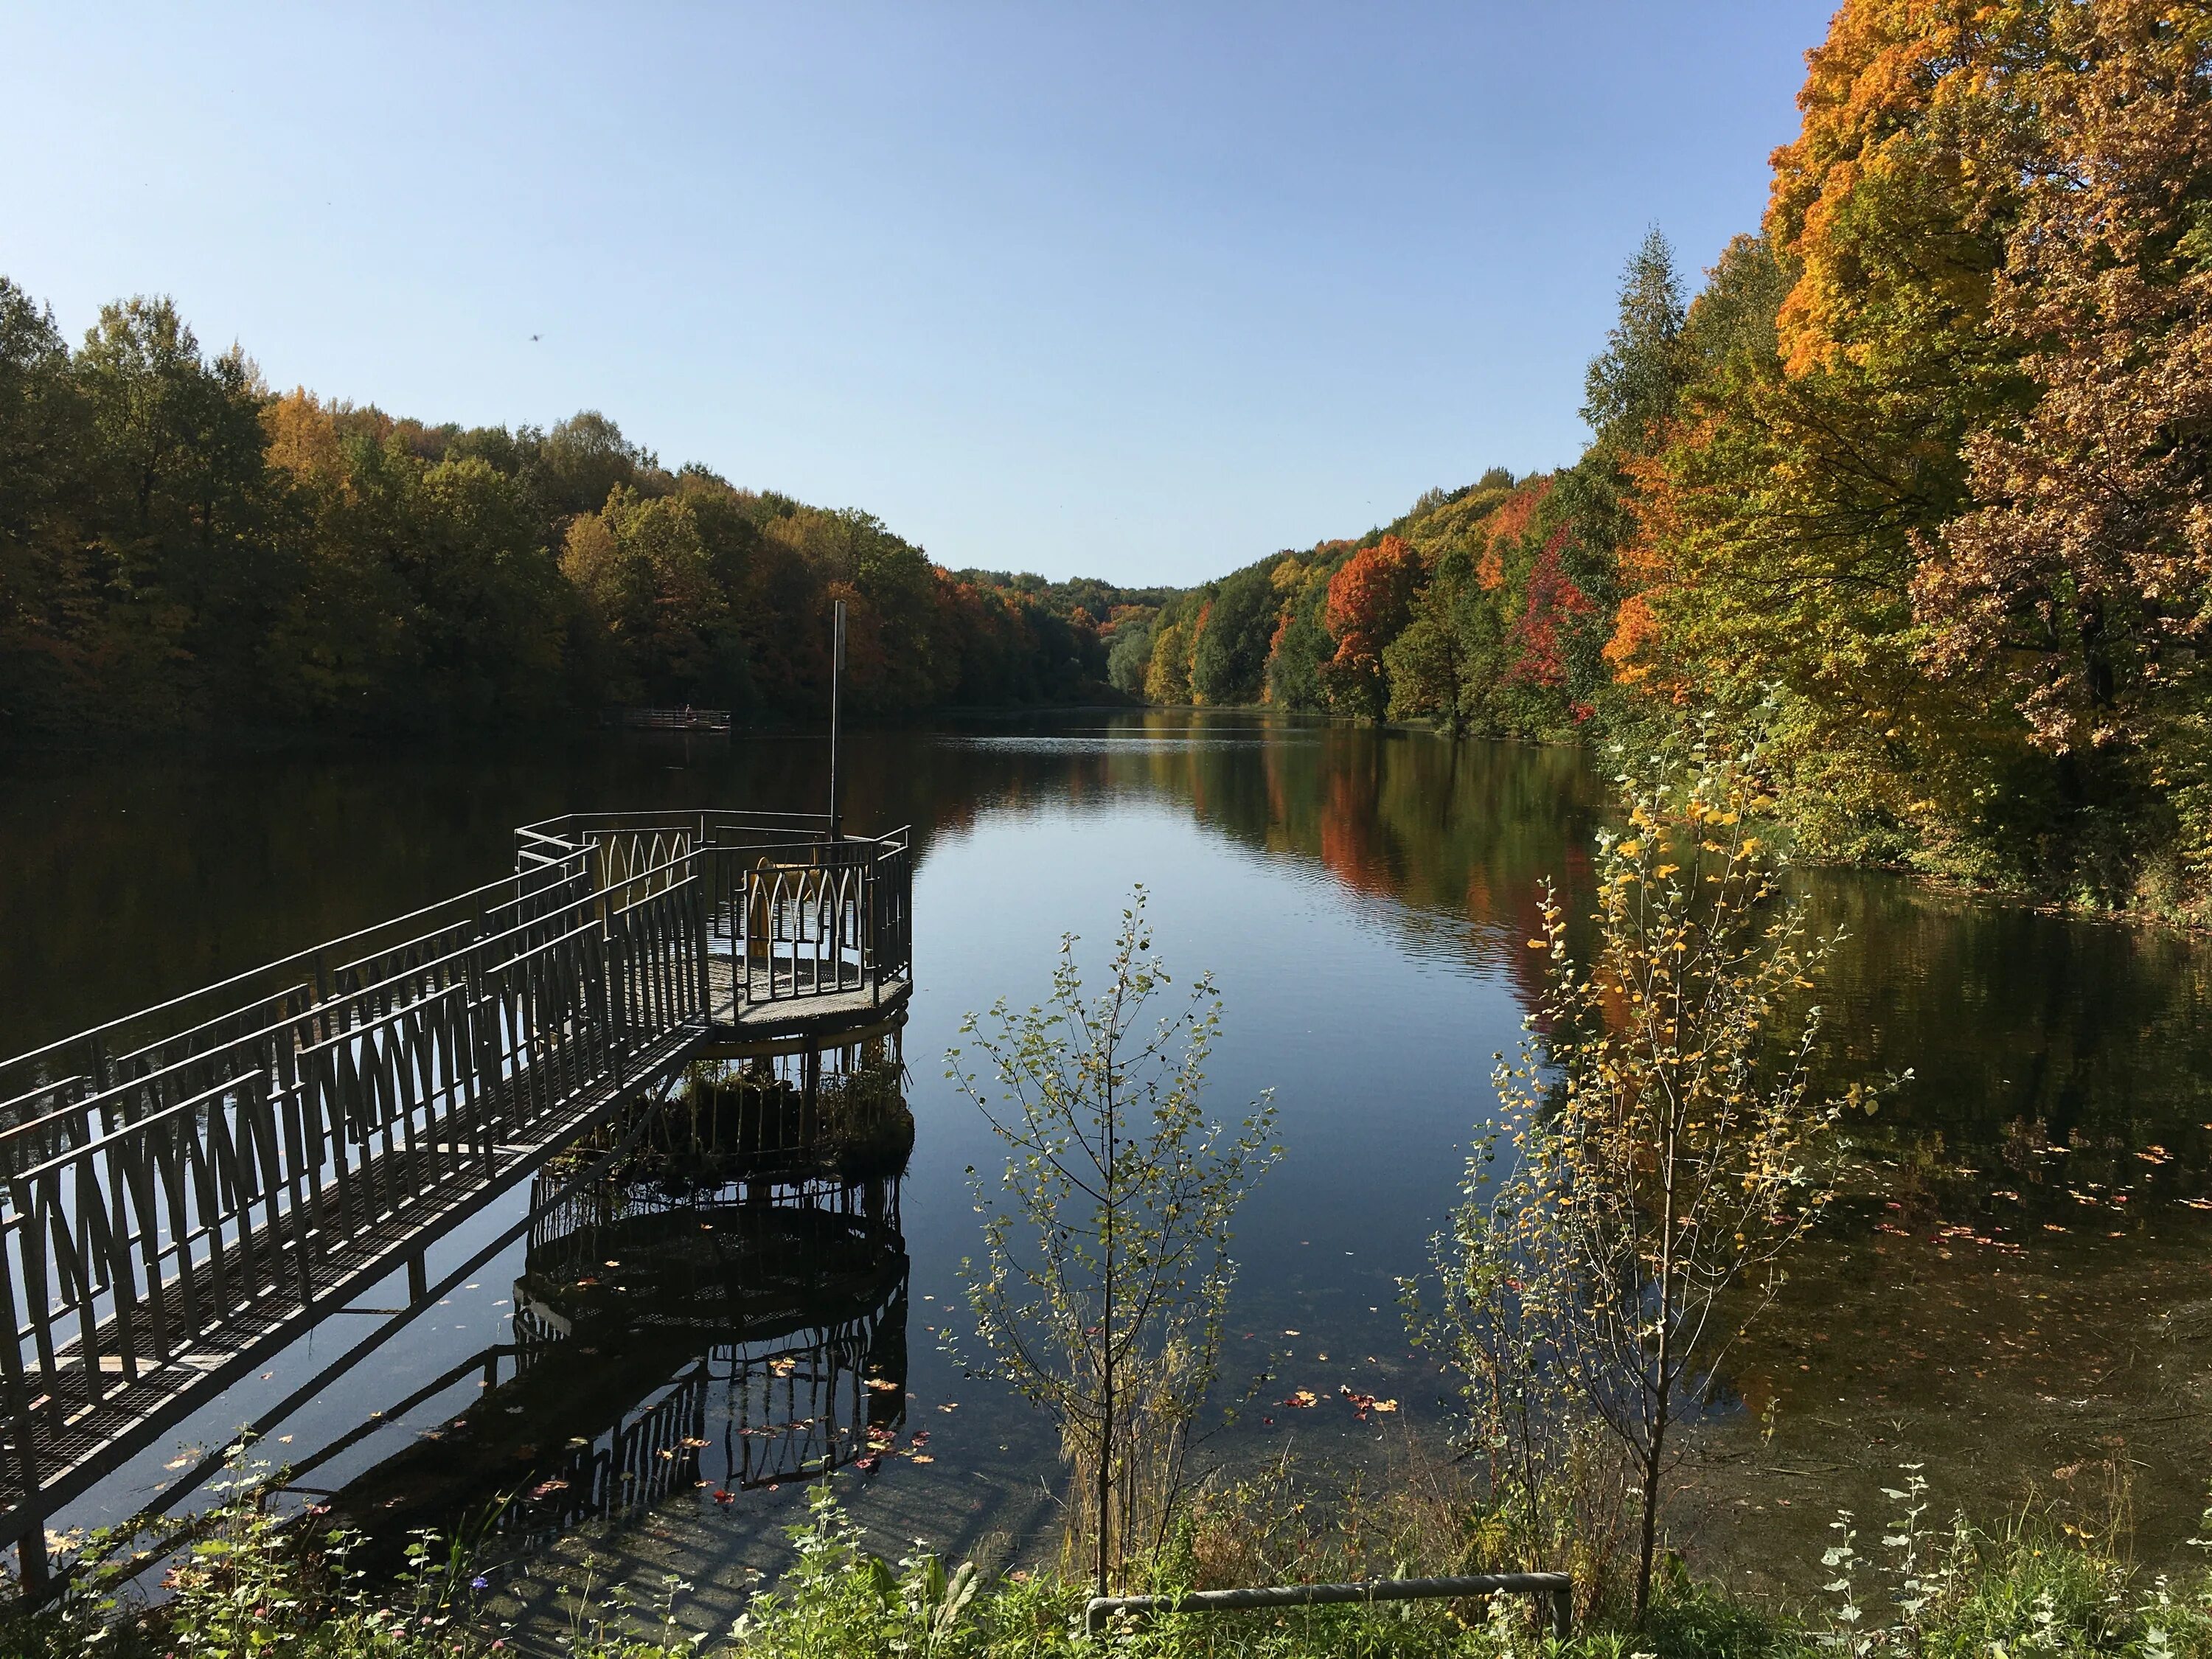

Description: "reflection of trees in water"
1798 874 2212 1190
0 716 1601 1057
15 714 2206 1223
929 714 1610 993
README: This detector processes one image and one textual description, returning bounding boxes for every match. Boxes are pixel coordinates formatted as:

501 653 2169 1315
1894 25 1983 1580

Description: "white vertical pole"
829 599 845 840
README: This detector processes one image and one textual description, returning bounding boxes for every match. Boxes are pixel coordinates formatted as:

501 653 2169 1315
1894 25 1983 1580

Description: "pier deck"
0 810 911 1582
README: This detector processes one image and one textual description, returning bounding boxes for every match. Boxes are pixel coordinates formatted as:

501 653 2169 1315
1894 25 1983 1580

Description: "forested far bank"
11 2 2212 920
1107 1 2212 926
0 280 1158 743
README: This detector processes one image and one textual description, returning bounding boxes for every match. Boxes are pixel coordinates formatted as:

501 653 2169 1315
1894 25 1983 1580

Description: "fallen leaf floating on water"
1338 1386 1399 1421
855 1455 881 1473
909 1454 935 1464
1281 1390 1318 1408
865 1378 900 1393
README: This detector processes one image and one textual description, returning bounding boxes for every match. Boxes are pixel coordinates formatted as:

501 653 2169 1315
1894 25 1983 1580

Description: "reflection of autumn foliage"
1322 536 1419 719
1223 720 1608 1008
1318 762 1394 897
1503 529 1593 689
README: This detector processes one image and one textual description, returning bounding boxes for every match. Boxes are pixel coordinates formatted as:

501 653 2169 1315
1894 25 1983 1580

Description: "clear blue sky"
2 3 1832 587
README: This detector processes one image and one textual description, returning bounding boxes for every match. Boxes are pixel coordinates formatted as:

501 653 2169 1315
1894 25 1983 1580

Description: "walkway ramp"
0 811 911 1579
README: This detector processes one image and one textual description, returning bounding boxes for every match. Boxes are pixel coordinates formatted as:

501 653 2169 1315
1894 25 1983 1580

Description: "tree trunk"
1638 1147 1680 1627
1634 1405 1669 1627
1097 1091 1116 1601
1096 1340 1112 1601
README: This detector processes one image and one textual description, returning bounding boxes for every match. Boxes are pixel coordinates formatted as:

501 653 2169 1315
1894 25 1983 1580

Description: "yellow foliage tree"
1143 616 1192 704
1419 735 1898 1624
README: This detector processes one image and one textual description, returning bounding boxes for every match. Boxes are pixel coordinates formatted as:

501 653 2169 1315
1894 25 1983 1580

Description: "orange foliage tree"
1321 535 1419 720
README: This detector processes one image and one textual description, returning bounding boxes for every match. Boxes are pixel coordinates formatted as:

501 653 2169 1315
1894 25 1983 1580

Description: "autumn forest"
1115 1 2212 921
7 1 2212 919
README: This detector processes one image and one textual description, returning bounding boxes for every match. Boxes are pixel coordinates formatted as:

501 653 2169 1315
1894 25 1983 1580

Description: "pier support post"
406 1253 428 1306
17 1525 46 1596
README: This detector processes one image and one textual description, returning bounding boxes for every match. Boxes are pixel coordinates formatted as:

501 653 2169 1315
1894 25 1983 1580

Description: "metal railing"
1084 1572 1573 1640
0 860 707 1517
512 812 913 1009
0 803 911 1573
0 858 594 1135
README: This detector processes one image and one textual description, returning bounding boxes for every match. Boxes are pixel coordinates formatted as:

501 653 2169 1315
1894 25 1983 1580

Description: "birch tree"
1422 737 1896 1624
950 889 1279 1598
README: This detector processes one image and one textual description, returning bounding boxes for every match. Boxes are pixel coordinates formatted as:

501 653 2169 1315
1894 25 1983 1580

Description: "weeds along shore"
10 1443 2212 1659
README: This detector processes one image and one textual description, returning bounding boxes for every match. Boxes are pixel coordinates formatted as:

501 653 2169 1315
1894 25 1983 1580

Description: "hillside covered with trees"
1109 0 2212 920
9 1 2210 917
0 288 1158 740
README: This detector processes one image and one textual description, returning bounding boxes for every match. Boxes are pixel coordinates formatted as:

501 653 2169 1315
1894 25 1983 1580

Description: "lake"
4 710 2208 1618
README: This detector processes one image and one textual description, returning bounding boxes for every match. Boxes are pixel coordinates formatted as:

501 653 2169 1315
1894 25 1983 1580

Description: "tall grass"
10 1455 2212 1658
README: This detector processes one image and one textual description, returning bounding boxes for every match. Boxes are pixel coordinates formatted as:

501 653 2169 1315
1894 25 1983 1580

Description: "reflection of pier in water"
302 1180 908 1559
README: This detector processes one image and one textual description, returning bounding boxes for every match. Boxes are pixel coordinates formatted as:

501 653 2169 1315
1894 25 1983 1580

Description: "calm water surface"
4 712 2208 1613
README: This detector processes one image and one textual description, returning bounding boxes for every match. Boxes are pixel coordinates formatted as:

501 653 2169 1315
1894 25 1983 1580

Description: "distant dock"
605 706 733 734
